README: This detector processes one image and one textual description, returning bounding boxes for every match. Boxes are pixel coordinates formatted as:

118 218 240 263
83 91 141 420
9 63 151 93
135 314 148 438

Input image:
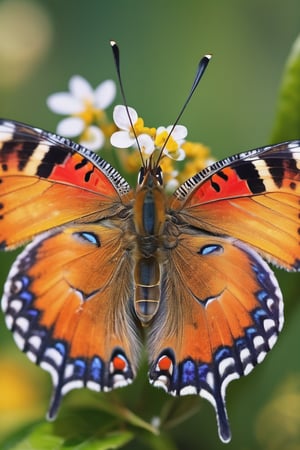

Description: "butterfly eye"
154 166 163 185
73 231 100 247
199 244 224 255
137 167 163 186
137 167 145 185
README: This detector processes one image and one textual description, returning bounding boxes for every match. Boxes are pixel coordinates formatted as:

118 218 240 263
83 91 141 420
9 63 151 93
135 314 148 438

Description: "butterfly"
0 116 299 443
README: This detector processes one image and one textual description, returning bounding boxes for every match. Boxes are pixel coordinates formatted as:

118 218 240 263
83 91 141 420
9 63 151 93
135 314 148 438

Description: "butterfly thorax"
133 167 167 326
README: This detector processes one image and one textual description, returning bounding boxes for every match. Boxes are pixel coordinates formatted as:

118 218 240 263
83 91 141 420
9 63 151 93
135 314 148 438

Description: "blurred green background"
0 0 299 449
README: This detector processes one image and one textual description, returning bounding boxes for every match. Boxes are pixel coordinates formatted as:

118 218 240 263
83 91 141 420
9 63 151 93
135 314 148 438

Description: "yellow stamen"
179 141 212 183
182 141 210 158
120 151 141 173
133 117 156 138
102 122 117 138
75 100 105 125
155 131 178 153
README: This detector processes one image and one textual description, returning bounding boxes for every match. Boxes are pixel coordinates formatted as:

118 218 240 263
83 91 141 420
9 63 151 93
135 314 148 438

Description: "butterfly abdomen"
133 168 167 325
134 256 161 325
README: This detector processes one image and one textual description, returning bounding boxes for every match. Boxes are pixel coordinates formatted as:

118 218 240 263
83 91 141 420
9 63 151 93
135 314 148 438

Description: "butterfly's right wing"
148 141 300 442
170 141 300 271
148 233 283 443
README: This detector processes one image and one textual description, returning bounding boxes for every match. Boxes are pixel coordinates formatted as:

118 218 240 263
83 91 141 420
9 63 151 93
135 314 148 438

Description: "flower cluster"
47 75 116 150
47 75 213 191
111 105 187 161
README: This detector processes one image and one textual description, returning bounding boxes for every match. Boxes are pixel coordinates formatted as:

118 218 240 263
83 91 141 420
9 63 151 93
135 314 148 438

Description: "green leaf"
91 393 157 435
1 408 134 450
159 397 201 430
271 34 300 142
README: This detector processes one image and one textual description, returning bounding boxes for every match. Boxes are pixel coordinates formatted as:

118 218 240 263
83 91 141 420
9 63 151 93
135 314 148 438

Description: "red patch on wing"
50 153 118 195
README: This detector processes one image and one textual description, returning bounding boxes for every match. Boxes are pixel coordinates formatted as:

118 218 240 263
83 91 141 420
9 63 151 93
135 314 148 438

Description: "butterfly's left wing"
0 119 138 418
2 222 139 419
0 120 131 249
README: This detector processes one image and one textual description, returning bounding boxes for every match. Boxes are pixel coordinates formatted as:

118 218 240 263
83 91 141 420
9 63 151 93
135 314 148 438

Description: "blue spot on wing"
246 327 257 338
198 363 210 382
74 359 86 378
90 356 102 382
74 231 100 246
182 360 196 384
215 347 231 362
199 244 223 255
19 290 34 303
55 342 67 357
253 308 268 322
257 290 269 302
20 275 31 287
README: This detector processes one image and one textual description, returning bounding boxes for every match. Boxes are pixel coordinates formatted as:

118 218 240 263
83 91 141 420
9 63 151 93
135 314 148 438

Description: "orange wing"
2 222 138 418
170 141 300 270
151 141 300 441
0 120 131 249
148 233 283 443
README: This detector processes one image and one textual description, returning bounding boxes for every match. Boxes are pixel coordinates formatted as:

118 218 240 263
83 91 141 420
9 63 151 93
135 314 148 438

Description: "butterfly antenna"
156 53 212 166
110 40 146 168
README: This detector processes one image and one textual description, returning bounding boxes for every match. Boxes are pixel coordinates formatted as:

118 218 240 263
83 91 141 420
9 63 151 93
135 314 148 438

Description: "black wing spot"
235 162 265 194
36 145 69 178
216 170 228 181
75 158 88 170
84 169 94 183
210 179 221 192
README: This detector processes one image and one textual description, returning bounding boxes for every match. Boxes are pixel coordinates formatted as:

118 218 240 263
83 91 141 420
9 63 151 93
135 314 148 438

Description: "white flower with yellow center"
111 105 187 161
47 76 116 150
111 105 155 154
155 125 187 160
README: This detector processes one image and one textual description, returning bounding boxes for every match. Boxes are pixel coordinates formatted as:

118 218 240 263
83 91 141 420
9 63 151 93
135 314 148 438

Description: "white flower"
47 76 116 150
155 125 187 160
79 125 105 151
136 133 154 155
165 177 180 192
111 105 187 161
110 105 138 148
111 105 156 155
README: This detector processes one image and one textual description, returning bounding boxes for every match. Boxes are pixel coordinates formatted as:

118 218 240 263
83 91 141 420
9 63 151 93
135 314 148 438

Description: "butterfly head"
137 160 164 189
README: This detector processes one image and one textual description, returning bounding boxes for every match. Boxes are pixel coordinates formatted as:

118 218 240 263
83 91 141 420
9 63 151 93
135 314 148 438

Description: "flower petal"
165 178 179 192
110 130 135 148
156 126 166 136
47 93 84 114
167 125 187 140
137 134 154 155
56 117 85 137
94 80 116 109
164 147 186 161
80 126 105 151
113 105 138 130
69 75 93 102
